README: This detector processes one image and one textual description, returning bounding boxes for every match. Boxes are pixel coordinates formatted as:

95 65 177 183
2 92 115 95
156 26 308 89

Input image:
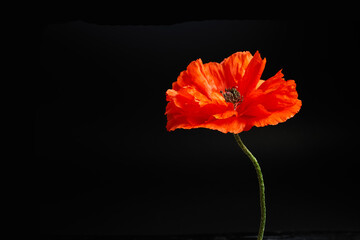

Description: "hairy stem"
233 134 266 240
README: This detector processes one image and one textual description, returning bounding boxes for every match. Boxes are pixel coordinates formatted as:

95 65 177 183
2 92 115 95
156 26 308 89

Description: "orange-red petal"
220 51 253 89
175 59 217 99
242 71 302 129
165 86 230 132
237 51 266 96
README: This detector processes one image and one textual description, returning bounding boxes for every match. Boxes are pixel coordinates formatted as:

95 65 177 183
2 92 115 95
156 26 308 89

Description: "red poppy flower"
165 51 301 133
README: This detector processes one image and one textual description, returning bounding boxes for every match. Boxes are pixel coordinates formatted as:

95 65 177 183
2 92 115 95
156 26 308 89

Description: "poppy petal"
175 59 219 99
200 116 247 134
238 51 266 97
256 80 265 89
166 87 229 131
202 62 226 92
246 73 302 128
220 51 253 89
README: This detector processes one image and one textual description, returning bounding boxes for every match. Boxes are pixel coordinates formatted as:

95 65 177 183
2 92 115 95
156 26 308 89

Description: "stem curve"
233 134 266 240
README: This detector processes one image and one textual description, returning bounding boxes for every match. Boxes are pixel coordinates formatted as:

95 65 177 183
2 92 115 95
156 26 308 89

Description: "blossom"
165 51 301 133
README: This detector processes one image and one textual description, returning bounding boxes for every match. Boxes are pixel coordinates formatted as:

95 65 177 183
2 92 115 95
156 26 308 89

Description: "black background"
34 13 359 236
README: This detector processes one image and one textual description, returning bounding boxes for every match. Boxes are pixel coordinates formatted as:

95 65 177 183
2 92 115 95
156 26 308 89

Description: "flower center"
220 87 244 110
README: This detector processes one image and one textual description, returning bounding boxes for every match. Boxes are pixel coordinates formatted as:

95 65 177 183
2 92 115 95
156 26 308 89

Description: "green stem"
233 134 266 240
